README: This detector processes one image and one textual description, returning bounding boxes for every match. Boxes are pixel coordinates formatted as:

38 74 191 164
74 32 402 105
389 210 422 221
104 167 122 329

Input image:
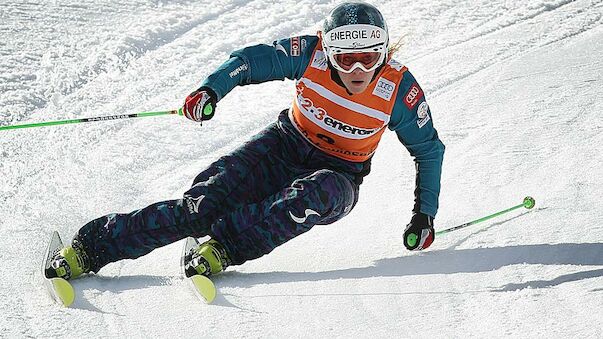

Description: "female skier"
48 2 445 281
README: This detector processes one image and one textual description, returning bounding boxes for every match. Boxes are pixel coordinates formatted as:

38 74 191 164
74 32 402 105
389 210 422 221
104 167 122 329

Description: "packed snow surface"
1 0 602 337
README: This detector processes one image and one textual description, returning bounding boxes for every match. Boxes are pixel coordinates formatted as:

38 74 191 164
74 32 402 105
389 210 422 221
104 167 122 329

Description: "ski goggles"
331 51 384 73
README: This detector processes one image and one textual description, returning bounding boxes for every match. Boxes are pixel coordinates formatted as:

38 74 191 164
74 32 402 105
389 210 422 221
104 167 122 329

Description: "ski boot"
45 239 90 280
183 238 231 278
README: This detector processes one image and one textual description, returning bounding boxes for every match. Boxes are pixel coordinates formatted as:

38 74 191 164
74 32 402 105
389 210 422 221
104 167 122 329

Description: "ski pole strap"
0 108 183 131
436 196 535 236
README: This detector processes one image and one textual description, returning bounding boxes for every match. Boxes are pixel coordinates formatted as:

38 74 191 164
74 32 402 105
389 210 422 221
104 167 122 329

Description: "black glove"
183 87 217 123
403 212 435 251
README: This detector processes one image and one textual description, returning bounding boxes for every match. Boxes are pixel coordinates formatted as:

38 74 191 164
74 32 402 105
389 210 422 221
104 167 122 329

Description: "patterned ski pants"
76 110 371 271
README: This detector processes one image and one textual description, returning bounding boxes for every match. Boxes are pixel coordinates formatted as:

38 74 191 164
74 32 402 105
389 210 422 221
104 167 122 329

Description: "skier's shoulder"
390 64 426 107
378 59 416 92
270 35 320 79
387 64 431 130
272 35 320 59
381 60 415 90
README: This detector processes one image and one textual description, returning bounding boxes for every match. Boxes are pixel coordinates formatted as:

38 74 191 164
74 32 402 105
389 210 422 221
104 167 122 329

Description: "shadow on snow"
219 242 603 291
65 242 603 310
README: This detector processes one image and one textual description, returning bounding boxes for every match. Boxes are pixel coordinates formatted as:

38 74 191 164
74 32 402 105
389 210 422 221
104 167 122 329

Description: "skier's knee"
293 169 357 219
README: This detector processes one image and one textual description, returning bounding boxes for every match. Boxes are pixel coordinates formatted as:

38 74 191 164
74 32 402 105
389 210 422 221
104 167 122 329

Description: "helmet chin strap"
370 62 386 81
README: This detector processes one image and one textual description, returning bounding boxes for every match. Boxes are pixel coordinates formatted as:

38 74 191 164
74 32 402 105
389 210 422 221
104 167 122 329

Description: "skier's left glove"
403 212 435 251
183 87 217 123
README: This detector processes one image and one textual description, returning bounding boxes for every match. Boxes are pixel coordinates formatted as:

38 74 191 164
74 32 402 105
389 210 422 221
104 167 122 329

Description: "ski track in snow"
1 0 602 337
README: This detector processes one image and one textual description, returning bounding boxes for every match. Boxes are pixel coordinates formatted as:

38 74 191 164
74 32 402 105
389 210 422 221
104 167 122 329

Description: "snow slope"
1 0 602 337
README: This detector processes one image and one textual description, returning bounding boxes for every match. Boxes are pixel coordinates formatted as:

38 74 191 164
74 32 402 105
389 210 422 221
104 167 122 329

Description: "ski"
41 231 75 307
181 237 217 304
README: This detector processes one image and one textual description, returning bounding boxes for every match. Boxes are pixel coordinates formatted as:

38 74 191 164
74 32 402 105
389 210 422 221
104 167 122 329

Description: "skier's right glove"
403 212 435 251
183 87 217 123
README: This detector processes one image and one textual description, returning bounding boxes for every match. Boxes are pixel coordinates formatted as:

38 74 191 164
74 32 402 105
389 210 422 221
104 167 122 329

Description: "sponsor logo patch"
274 43 288 56
229 63 248 78
404 83 424 110
417 101 429 119
372 77 396 101
184 194 205 214
329 28 383 43
416 101 430 128
311 50 328 71
387 59 405 72
291 36 300 56
289 209 321 223
298 95 379 137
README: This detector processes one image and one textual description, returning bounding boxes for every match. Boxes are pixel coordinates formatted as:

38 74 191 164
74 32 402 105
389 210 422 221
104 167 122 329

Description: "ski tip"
50 278 75 307
190 275 216 304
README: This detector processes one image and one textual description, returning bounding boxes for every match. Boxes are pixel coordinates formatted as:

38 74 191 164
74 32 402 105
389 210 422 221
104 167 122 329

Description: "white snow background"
1 0 602 337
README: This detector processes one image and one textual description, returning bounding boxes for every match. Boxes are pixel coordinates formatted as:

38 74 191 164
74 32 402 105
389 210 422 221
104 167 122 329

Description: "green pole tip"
406 233 418 247
203 104 213 116
523 196 535 209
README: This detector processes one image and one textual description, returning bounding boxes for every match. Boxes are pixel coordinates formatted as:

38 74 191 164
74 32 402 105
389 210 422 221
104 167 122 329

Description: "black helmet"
321 2 389 73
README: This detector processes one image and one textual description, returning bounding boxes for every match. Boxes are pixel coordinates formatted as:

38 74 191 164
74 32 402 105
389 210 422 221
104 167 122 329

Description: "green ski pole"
0 108 183 131
436 196 536 236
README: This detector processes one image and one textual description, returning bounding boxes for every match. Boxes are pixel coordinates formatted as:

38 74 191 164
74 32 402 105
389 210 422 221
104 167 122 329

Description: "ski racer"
47 2 445 281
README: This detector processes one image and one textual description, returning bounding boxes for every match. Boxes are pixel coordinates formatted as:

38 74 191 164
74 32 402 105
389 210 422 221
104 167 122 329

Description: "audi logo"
378 82 394 91
406 86 420 103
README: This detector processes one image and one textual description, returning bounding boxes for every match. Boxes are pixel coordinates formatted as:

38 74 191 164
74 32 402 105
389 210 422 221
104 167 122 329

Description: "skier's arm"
388 70 445 218
198 36 318 101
